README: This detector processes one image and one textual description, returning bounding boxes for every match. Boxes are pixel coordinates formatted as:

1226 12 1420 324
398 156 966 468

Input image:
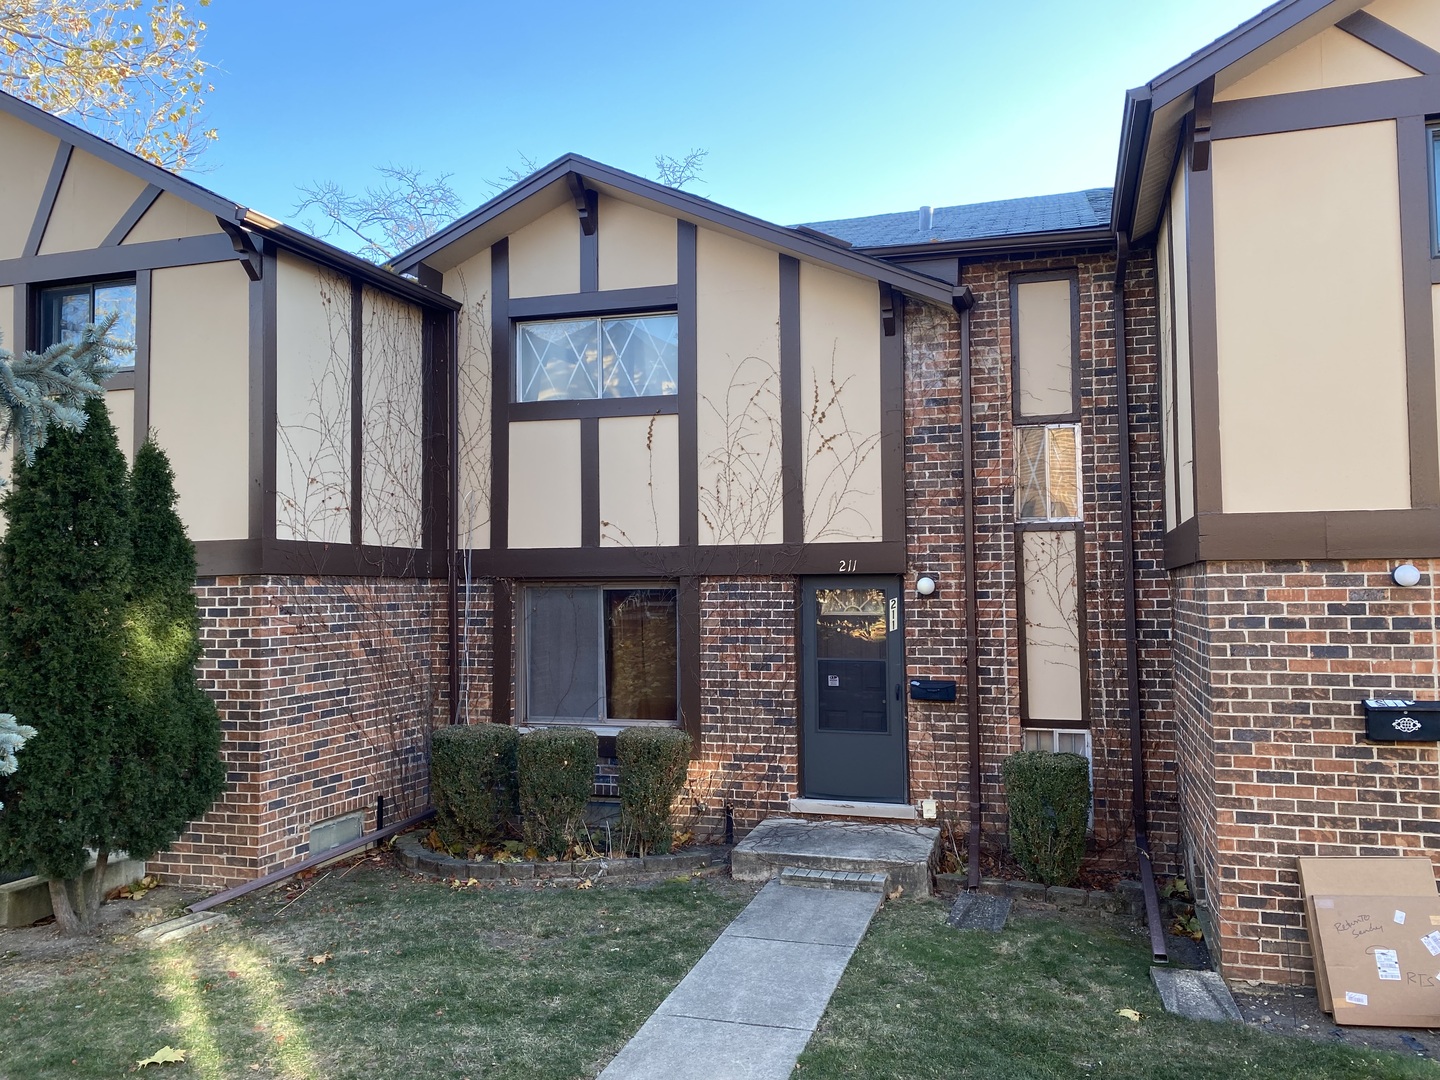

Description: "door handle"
895 683 901 701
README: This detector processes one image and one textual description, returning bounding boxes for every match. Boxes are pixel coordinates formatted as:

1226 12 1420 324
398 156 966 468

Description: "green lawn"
2 863 750 1080
797 901 1437 1080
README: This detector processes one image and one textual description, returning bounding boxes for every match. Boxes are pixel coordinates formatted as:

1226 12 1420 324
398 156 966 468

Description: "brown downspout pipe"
1114 233 1168 963
953 286 982 889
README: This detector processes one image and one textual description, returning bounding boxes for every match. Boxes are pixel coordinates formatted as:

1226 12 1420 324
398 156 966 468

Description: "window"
1015 423 1081 521
523 585 678 728
38 279 137 367
516 313 677 402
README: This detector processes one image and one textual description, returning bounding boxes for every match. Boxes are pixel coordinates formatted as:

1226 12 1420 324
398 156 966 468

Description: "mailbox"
909 679 957 703
1362 699 1440 742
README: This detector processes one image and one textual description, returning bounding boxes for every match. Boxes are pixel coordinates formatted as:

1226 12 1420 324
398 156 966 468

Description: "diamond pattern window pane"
517 314 677 402
1015 423 1080 521
517 319 600 402
600 316 678 398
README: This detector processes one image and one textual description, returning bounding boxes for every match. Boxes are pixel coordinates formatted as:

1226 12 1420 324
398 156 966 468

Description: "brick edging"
934 872 1145 916
393 831 730 882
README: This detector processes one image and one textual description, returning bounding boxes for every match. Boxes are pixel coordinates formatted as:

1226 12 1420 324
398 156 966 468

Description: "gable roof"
390 154 962 308
799 188 1113 252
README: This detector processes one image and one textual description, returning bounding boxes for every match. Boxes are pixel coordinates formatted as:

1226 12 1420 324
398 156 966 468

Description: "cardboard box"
1311 894 1440 1028
1297 857 1437 1013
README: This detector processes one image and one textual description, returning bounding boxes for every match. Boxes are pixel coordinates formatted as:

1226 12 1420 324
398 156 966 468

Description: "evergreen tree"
115 440 224 859
0 398 131 933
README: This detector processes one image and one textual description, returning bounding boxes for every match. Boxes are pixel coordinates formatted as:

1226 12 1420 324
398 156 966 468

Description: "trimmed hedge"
1001 750 1091 887
518 727 598 857
431 724 519 850
617 727 692 855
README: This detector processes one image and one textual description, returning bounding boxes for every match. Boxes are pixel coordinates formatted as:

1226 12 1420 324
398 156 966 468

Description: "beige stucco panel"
509 420 581 548
598 195 677 291
695 227 783 545
0 112 60 260
800 261 883 543
509 203 579 298
599 413 679 548
1213 122 1410 513
149 262 250 541
1431 283 1440 483
275 252 350 544
1021 530 1083 722
122 191 223 245
1364 0 1440 52
445 248 492 549
106 388 135 463
1171 167 1195 524
361 286 425 549
1216 25 1418 101
38 148 147 255
1015 278 1073 418
1157 216 1178 532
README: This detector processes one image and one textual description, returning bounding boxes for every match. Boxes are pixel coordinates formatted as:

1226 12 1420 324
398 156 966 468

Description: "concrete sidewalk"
598 880 881 1079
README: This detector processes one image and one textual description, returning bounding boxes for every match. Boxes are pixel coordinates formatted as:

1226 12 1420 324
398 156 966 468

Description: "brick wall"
1171 558 1440 984
151 574 448 888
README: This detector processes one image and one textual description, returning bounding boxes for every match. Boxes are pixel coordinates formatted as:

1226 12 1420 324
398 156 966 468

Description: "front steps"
731 817 939 898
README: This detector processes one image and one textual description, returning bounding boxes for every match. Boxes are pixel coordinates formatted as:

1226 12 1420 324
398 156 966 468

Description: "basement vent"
308 810 364 857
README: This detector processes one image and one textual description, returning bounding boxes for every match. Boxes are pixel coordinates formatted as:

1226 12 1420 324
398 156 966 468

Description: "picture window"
516 313 678 402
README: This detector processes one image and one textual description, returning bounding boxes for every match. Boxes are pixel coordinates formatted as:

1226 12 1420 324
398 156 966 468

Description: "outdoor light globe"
1392 563 1422 588
916 576 936 596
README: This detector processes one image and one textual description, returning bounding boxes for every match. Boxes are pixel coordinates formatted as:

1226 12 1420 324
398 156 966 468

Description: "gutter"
1114 232 1167 964
861 225 1114 263
952 285 983 889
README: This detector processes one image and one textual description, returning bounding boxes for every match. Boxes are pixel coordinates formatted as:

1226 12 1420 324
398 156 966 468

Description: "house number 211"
837 559 858 572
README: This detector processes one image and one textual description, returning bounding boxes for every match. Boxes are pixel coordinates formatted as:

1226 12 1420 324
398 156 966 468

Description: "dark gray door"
801 577 905 802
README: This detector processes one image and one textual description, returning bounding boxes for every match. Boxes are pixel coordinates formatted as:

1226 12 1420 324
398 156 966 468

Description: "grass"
1 860 750 1080
796 901 1438 1080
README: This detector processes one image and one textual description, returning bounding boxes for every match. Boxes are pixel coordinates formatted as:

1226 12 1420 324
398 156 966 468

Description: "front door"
801 577 905 802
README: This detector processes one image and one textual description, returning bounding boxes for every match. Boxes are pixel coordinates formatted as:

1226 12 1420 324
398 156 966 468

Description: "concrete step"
731 817 939 898
780 866 888 893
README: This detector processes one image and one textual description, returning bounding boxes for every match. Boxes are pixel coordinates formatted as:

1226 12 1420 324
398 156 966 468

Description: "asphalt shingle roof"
799 187 1113 249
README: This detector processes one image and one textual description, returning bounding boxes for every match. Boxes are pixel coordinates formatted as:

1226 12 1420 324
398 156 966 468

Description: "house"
0 0 1436 986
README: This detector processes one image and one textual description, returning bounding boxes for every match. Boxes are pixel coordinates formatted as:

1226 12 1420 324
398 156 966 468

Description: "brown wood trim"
1210 77 1439 141
260 245 278 542
193 538 448 578
11 284 25 356
880 286 904 544
131 269 152 455
102 370 136 392
0 232 241 288
1164 205 1183 528
490 239 510 550
1164 508 1440 566
422 307 453 554
24 142 71 259
1014 523 1088 727
102 184 162 247
1009 268 1080 424
474 539 906 579
349 277 364 546
1397 115 1440 509
580 416 600 547
246 258 266 540
678 575 702 753
1186 109 1223 517
1338 11 1440 76
1430 259 1440 285
677 220 699 548
507 397 678 422
492 578 514 724
507 286 676 320
1017 717 1090 732
780 254 802 545
579 190 599 293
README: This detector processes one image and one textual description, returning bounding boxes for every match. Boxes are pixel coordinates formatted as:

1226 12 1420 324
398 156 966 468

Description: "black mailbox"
910 679 957 703
1362 699 1440 742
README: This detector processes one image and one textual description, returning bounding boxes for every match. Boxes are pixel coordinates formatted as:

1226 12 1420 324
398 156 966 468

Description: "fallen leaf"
576 878 594 890
137 1046 186 1068
1116 1008 1142 1023
309 952 332 965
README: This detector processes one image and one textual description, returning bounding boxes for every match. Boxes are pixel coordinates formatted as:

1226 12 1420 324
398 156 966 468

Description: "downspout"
1114 233 1168 963
952 285 982 889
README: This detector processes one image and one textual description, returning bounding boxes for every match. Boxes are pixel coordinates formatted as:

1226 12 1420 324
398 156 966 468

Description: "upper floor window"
38 279 136 368
516 312 677 402
1016 423 1081 522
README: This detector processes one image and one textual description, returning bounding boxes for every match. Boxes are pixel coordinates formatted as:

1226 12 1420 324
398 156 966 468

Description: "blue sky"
196 1 1264 240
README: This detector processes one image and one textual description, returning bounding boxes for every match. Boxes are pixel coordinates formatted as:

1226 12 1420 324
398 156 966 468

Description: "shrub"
517 727 597 857
1001 750 1090 887
617 727 691 855
431 724 518 850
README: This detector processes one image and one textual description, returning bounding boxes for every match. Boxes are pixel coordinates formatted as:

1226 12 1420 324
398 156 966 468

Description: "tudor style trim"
779 254 803 545
260 245 279 542
1396 114 1440 508
1185 102 1223 518
24 142 72 258
677 221 699 548
102 184 162 247
0 233 246 288
1209 77 1440 141
473 540 906 579
490 238 511 549
580 416 600 547
1164 508 1440 567
880 285 905 544
192 539 447 578
1337 10 1440 75
507 285 676 320
678 575 702 749
492 578 514 724
131 269 152 456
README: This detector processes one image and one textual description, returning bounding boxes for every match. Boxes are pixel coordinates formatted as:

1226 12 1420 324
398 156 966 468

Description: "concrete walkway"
599 880 881 1079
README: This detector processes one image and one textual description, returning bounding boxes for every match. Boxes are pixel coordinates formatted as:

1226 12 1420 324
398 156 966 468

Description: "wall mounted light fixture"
1392 563 1422 588
916 575 937 597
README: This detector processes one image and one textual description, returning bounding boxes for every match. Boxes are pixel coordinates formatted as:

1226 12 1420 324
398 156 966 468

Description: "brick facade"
151 575 447 888
1171 559 1440 984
